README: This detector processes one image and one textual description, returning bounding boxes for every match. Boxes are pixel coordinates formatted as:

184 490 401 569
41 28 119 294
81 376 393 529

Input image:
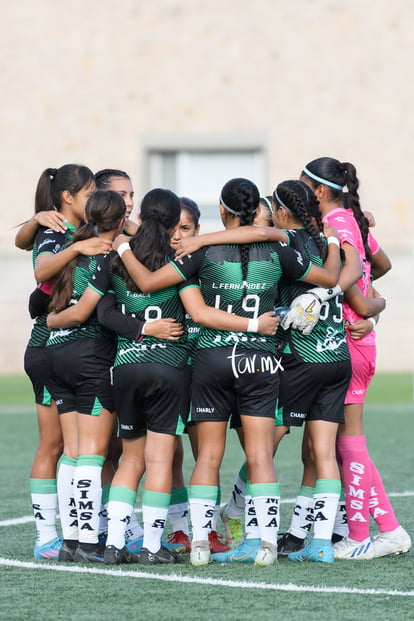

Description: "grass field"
0 375 413 621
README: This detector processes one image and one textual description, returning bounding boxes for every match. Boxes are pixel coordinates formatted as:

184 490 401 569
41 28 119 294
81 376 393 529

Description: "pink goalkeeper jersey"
322 208 380 340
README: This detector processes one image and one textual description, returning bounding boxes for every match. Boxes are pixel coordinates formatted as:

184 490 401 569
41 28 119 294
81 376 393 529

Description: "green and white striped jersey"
170 241 311 354
277 229 350 363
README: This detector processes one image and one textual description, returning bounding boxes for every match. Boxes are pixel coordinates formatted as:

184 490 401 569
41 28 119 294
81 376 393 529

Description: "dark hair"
112 188 181 292
34 164 95 213
49 190 126 312
180 196 200 227
220 178 260 295
95 168 131 190
258 196 274 226
302 157 372 262
274 180 327 260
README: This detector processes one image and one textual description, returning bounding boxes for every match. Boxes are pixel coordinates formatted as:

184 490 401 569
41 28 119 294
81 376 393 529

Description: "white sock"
250 482 280 546
106 486 136 549
125 509 144 541
312 479 341 541
244 482 260 540
167 487 189 534
333 489 349 538
226 464 247 519
74 455 105 545
98 483 111 537
142 490 171 553
288 486 314 539
189 485 218 542
57 456 78 541
30 478 59 545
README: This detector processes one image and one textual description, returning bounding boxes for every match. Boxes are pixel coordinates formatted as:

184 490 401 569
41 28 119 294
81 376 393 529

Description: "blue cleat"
212 538 261 563
34 536 63 560
125 536 144 554
288 541 334 563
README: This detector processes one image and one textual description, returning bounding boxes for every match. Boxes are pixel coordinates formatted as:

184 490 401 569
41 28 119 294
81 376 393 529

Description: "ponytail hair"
112 188 181 292
35 164 95 213
49 190 126 313
302 157 372 262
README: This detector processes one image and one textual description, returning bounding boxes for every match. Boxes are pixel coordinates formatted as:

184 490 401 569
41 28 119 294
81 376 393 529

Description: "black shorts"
277 355 352 427
190 346 281 423
45 338 115 416
24 346 52 406
112 362 190 439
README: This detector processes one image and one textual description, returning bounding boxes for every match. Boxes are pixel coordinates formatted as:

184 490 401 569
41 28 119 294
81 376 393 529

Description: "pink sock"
369 459 399 532
336 435 371 541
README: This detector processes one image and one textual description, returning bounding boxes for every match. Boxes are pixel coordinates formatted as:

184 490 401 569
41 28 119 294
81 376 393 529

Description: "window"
145 145 266 232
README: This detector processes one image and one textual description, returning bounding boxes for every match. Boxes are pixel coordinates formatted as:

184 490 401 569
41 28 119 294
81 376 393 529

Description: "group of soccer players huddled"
16 157 410 567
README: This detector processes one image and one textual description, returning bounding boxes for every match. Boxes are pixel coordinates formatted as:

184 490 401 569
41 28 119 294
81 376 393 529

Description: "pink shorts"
345 336 376 404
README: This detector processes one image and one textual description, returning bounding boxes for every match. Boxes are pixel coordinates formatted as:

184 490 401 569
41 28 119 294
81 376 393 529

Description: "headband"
273 189 292 213
182 202 200 220
261 196 273 213
303 166 344 191
220 194 257 215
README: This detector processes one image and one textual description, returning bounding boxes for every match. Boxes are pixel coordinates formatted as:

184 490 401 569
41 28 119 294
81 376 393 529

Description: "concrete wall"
1 0 413 373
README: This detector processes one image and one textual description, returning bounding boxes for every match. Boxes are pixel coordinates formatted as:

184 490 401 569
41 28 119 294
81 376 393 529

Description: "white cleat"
333 536 374 560
254 541 278 566
372 526 411 558
190 540 211 566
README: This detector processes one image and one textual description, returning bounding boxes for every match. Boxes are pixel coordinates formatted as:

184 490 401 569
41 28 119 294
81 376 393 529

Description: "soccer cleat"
73 543 105 563
125 535 144 554
277 532 305 557
163 530 191 553
58 540 78 562
220 506 243 547
190 540 211 566
34 536 63 560
255 541 278 566
138 545 182 565
289 542 334 563
212 538 260 563
208 530 231 553
333 536 374 560
372 526 411 558
104 545 139 565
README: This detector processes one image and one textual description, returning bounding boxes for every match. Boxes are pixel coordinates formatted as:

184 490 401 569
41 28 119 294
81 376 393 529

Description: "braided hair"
274 180 327 260
220 178 260 296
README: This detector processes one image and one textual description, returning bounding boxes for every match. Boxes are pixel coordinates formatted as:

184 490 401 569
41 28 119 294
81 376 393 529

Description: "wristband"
141 322 147 335
368 317 377 329
117 242 131 258
247 318 259 333
327 236 340 248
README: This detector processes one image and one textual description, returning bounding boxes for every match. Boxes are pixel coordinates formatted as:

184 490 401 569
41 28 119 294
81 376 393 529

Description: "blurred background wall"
1 0 413 373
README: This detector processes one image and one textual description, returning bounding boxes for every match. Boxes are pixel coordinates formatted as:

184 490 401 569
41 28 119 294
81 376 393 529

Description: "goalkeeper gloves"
281 284 341 335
